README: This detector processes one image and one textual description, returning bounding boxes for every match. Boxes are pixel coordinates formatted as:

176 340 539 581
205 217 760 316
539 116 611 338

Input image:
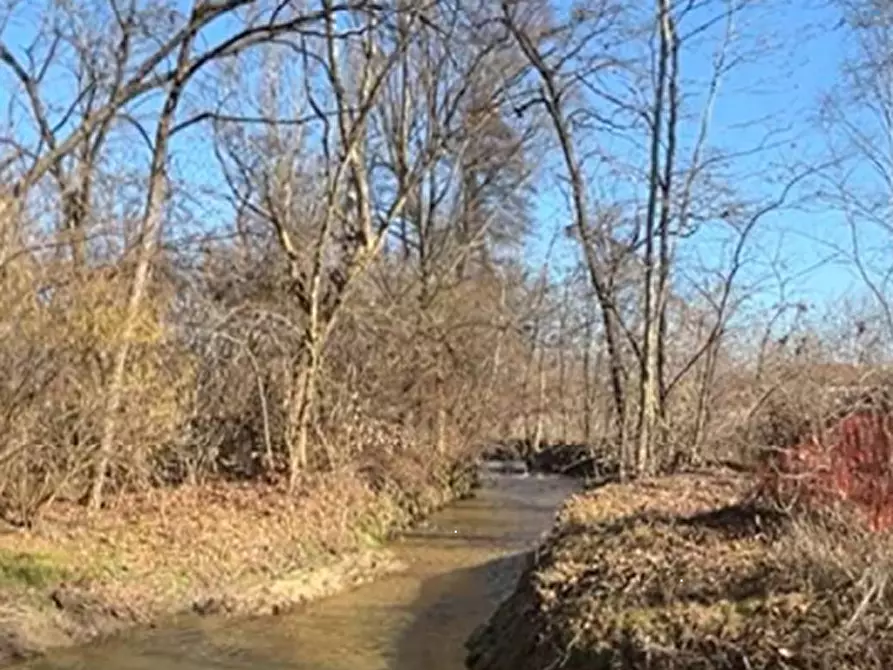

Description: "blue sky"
0 0 887 322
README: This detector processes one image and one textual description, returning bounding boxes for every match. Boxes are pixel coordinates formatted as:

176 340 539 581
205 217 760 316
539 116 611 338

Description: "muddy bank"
466 470 893 670
0 456 477 666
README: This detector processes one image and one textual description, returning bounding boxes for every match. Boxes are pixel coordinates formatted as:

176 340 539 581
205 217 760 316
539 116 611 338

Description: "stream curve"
16 466 576 670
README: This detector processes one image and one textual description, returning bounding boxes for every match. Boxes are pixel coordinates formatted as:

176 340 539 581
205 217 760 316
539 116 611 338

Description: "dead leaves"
487 472 893 670
0 453 458 633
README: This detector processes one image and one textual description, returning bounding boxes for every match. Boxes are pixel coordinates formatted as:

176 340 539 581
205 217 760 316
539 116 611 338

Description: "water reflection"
18 474 577 670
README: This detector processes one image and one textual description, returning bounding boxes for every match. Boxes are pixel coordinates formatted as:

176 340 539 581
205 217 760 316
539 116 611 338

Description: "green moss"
77 550 127 581
352 478 454 547
0 549 70 589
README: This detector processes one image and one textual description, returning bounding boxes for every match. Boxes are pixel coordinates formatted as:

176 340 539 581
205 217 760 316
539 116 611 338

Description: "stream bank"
466 469 893 670
0 454 477 666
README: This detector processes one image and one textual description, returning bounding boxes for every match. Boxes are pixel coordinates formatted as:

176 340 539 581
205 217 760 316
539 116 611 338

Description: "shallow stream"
20 466 576 670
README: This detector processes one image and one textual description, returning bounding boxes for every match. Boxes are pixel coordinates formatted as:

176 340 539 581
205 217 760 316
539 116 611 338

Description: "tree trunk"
87 155 166 511
488 284 507 437
87 13 198 511
88 174 165 510
523 333 540 445
531 343 547 454
582 314 594 446
435 402 447 455
558 341 568 444
636 0 675 478
286 344 320 491
557 282 570 444
691 339 719 462
599 299 627 475
655 0 679 449
0 194 17 267
503 11 629 474
637 311 660 476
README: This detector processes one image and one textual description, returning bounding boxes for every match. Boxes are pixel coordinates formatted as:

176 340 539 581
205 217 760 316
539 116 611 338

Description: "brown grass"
468 470 893 670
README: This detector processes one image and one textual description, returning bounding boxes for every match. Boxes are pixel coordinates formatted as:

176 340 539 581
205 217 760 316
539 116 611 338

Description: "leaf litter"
468 469 893 670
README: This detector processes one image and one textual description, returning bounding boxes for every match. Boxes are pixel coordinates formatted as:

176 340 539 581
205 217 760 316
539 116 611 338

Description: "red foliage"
765 411 893 531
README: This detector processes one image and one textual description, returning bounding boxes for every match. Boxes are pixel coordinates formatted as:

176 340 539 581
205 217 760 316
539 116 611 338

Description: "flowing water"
19 466 577 670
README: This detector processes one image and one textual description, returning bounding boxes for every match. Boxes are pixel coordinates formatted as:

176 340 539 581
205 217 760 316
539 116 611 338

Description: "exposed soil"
466 470 893 670
0 455 477 666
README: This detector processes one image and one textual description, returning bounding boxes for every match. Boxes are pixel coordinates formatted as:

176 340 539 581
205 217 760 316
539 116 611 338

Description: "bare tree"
1 0 415 510
502 0 635 471
817 0 893 350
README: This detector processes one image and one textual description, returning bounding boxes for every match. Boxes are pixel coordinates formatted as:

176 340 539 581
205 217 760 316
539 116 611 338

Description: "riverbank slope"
467 470 893 670
0 453 476 666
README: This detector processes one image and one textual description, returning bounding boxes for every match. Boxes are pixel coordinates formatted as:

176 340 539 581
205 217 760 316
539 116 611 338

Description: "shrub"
0 263 194 523
761 409 893 531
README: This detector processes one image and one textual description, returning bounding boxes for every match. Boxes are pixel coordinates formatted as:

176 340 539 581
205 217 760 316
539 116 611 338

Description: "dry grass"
468 470 893 670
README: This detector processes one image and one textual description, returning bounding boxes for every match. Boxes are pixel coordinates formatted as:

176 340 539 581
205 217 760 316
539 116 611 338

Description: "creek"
19 465 576 670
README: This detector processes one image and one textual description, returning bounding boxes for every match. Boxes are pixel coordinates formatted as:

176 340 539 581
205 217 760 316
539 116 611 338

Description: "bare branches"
817 1 893 348
0 0 884 522
1 1 384 197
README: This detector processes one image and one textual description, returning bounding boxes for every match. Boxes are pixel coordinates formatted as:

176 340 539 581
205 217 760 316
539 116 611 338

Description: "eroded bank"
0 454 478 666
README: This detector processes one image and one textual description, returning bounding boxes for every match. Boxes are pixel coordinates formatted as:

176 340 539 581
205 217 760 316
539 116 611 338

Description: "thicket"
2 0 892 535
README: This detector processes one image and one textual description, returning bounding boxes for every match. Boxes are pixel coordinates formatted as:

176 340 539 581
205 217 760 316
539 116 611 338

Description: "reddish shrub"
763 411 893 531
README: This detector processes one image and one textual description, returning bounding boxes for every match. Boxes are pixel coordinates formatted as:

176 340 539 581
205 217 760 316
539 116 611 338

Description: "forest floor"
0 454 475 666
466 469 893 670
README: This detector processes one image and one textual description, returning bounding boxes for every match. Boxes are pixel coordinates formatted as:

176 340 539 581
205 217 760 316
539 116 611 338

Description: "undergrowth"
760 407 893 531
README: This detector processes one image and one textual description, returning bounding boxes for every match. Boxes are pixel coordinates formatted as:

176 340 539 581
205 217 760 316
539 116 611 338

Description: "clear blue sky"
0 0 885 320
